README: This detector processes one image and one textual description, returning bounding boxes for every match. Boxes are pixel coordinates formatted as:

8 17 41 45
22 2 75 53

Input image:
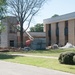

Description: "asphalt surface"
0 60 74 75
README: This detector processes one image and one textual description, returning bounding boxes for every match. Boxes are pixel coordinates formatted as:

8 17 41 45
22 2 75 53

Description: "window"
9 25 16 33
64 21 68 36
10 40 14 47
64 21 68 44
48 24 51 46
0 32 1 44
56 22 59 44
48 24 51 37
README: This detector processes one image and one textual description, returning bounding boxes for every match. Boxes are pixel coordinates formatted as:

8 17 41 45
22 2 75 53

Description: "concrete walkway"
12 54 58 59
0 60 74 75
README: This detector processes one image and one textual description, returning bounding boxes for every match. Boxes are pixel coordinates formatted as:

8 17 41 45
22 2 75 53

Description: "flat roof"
43 12 75 24
17 32 46 37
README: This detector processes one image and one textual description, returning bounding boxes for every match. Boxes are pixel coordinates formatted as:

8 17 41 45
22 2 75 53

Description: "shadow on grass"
28 50 48 53
0 54 19 60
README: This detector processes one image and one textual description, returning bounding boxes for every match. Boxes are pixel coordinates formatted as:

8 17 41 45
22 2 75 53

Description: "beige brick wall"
68 19 75 45
1 17 18 47
51 23 56 45
45 19 75 47
46 24 49 46
59 21 65 45
43 24 46 32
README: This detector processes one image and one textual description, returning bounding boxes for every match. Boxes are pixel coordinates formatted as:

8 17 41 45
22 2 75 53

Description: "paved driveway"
0 60 74 75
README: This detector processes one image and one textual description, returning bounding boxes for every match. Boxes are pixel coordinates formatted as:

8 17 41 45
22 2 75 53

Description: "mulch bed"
0 47 23 52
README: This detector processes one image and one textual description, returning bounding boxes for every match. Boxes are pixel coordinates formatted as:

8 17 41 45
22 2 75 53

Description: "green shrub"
58 52 75 65
73 55 75 64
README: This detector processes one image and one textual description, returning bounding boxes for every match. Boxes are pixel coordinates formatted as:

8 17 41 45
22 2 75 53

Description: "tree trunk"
20 21 24 48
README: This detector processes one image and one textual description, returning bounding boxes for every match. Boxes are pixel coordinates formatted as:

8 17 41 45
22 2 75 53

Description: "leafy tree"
51 14 59 18
30 23 43 32
30 27 35 32
0 0 7 20
0 0 7 33
0 22 5 33
7 0 46 48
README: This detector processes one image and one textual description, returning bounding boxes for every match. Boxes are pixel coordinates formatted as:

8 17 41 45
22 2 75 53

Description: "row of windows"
48 21 68 45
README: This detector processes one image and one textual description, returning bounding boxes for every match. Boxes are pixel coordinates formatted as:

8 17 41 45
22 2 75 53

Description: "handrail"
25 31 34 41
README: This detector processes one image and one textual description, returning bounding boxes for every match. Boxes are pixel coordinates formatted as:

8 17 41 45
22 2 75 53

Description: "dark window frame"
56 22 59 44
48 24 51 46
10 40 14 47
64 21 68 44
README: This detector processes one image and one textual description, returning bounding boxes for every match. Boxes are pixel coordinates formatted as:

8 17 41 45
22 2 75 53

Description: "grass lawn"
0 48 75 74
0 54 75 74
5 48 75 57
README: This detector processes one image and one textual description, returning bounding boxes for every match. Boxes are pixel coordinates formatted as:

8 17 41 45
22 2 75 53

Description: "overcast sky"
24 0 75 30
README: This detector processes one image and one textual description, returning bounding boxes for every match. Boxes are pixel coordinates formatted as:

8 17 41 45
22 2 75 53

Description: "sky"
27 0 75 30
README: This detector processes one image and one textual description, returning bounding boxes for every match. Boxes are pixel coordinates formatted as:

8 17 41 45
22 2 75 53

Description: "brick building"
0 16 46 49
43 12 75 47
0 16 18 47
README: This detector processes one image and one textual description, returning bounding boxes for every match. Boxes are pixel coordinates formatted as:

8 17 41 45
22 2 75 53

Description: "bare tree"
7 0 46 48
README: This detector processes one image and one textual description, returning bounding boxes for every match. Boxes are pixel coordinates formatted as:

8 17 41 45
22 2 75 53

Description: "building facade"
0 16 18 47
0 16 46 49
43 12 75 47
17 32 46 49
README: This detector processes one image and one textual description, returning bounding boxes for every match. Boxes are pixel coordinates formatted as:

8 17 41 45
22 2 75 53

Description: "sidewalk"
11 54 58 59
